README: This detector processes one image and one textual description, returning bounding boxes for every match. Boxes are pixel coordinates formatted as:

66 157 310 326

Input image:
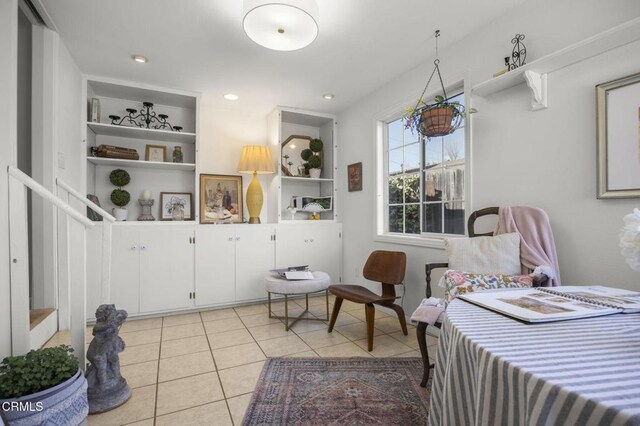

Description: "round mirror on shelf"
281 135 312 177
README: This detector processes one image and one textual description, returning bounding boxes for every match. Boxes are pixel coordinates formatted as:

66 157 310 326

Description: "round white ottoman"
264 271 331 331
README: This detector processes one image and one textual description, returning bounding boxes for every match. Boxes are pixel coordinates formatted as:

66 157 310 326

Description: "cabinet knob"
310 239 314 243
228 237 233 241
304 239 308 243
130 245 138 250
140 245 147 250
236 237 240 241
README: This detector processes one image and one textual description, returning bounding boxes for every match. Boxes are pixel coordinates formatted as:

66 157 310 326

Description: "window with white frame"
384 91 466 237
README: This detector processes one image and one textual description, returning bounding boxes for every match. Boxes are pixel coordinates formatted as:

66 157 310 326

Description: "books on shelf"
270 265 314 280
459 286 640 323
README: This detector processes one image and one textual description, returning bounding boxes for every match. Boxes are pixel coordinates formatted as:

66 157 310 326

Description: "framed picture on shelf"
597 71 640 198
145 144 167 162
200 174 243 224
160 192 192 220
347 162 362 192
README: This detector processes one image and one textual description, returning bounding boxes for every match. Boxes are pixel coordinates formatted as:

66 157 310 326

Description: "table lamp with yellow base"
237 145 275 224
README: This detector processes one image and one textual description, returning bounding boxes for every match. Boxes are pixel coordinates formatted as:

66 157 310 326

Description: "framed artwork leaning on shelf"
200 174 243 224
160 192 192 220
145 144 167 162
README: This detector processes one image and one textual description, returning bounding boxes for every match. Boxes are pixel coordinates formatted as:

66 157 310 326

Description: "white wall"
54 34 85 330
337 0 640 317
0 0 18 359
198 105 272 223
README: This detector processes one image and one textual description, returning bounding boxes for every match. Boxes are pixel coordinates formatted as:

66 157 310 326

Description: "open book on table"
270 266 314 280
458 286 640 323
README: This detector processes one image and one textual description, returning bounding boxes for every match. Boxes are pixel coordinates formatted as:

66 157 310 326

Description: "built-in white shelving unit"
267 107 338 223
84 77 199 222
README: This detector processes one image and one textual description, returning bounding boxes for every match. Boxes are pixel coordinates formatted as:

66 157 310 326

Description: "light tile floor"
44 295 439 425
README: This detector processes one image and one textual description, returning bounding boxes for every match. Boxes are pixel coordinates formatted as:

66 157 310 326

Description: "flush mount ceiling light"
224 94 239 101
132 54 148 63
322 93 334 100
243 0 319 51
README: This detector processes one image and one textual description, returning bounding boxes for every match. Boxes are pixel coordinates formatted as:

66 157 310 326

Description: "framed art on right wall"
597 71 640 198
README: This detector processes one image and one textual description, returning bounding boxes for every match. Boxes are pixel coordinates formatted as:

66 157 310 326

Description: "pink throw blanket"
495 206 561 287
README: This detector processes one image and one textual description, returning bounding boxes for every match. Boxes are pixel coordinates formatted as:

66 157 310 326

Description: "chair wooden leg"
328 297 343 333
417 321 430 387
389 304 408 336
365 303 375 351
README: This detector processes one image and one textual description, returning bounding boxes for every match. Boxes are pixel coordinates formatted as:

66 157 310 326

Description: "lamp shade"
237 145 275 174
243 0 319 51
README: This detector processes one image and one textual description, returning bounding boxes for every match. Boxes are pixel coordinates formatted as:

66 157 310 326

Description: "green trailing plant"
109 169 131 207
0 345 78 399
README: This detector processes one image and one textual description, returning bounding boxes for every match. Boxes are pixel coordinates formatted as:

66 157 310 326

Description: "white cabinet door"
139 228 194 313
110 226 140 315
307 224 342 284
235 225 275 302
275 223 342 284
195 226 236 306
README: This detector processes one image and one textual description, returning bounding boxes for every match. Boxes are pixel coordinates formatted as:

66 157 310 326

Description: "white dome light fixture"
243 0 319 51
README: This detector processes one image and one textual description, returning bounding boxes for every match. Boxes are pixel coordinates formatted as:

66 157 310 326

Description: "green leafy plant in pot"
405 30 477 139
110 169 131 221
405 95 476 138
0 345 89 424
302 138 323 179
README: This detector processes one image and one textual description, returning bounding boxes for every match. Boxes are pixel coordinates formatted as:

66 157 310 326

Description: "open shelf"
87 122 196 144
473 17 640 98
281 176 334 183
87 156 196 171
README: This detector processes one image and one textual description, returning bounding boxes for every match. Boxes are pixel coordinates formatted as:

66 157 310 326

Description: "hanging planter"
405 31 476 139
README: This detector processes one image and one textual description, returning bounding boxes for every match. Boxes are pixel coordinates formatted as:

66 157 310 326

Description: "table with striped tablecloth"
429 298 640 426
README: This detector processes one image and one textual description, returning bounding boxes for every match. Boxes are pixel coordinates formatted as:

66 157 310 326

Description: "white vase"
309 168 321 179
112 207 128 221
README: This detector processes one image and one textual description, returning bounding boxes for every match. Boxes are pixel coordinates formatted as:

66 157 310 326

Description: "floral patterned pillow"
444 270 533 304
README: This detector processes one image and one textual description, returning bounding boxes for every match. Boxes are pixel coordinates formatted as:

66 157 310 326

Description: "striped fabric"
429 299 640 426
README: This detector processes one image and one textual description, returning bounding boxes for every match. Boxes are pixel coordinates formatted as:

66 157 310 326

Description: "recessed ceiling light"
224 94 239 101
323 93 334 100
132 55 148 63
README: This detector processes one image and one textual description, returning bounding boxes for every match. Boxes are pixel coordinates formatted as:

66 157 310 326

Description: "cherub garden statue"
86 304 131 414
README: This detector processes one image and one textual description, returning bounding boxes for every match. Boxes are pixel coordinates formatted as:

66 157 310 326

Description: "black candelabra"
109 102 182 131
505 34 527 71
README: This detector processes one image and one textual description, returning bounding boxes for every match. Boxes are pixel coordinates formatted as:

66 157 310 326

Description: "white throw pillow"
445 232 521 275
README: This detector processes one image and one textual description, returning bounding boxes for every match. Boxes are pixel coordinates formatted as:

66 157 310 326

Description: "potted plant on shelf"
0 345 88 425
110 169 131 221
301 138 323 178
405 95 476 138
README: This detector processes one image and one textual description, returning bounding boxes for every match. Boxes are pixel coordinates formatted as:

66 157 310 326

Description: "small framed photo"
347 162 363 192
160 192 192 220
145 144 167 162
200 174 243 224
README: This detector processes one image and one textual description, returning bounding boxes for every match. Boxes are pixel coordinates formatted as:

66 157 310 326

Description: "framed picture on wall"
347 162 363 192
160 192 192 220
199 174 243 224
597 71 640 198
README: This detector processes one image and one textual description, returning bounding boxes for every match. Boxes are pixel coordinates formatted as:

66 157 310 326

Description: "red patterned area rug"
243 357 431 425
